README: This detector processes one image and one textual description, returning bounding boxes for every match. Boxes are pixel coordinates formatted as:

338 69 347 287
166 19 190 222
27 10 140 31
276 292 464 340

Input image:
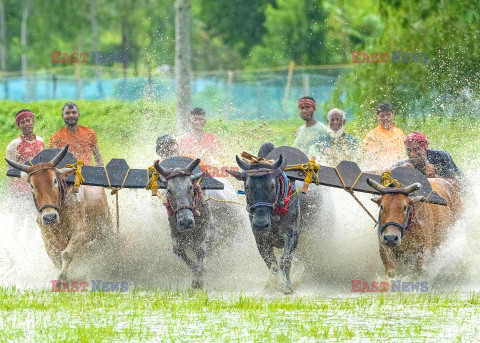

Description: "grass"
1 287 479 341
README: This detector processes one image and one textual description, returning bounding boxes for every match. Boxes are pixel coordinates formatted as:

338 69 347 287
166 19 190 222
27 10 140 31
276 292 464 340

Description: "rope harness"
65 160 85 193
246 171 292 215
27 167 68 214
104 165 131 234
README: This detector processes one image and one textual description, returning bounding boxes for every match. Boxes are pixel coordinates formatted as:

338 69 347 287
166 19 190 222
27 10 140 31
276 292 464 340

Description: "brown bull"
6 145 112 281
367 178 461 277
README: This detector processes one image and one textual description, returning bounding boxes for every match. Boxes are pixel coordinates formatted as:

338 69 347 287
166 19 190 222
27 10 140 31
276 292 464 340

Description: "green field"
1 287 479 341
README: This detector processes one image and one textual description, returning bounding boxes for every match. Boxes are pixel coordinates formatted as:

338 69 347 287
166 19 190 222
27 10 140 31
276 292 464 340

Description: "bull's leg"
172 237 202 288
254 235 279 274
191 222 215 289
58 231 87 281
414 245 430 276
280 225 300 295
379 245 396 278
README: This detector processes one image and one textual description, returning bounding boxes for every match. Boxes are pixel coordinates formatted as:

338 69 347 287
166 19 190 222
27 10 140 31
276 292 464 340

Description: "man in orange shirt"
363 103 405 169
49 103 104 166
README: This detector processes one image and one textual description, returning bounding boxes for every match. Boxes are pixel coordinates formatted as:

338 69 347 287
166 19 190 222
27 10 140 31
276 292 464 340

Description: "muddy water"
1 165 479 295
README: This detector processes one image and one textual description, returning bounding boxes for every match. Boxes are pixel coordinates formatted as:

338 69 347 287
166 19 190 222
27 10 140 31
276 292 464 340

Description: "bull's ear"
371 196 381 204
411 196 425 204
58 168 77 179
226 169 246 181
20 171 28 181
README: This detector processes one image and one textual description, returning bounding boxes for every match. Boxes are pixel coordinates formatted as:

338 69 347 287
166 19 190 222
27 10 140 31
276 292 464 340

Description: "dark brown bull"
6 145 112 281
367 178 461 277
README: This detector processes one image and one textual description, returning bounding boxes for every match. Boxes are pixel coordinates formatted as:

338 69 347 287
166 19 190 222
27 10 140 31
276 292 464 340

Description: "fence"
0 65 350 120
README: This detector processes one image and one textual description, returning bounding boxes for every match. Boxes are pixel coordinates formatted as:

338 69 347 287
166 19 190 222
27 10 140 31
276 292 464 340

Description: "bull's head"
154 158 203 231
367 178 424 247
227 155 286 231
5 145 76 226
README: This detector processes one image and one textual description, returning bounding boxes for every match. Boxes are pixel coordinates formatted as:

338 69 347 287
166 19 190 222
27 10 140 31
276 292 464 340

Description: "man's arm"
93 147 104 167
90 130 104 167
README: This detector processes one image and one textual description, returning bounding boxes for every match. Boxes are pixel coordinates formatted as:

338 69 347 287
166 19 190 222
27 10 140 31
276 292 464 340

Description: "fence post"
302 73 310 96
52 74 57 99
282 61 295 114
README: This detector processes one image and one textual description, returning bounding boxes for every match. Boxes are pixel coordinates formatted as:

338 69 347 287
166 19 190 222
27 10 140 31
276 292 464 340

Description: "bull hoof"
387 270 395 278
191 280 203 289
59 273 68 282
282 284 293 295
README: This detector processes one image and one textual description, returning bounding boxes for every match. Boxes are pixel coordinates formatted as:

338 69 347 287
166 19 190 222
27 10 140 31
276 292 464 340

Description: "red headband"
405 132 429 150
15 111 35 126
297 99 316 110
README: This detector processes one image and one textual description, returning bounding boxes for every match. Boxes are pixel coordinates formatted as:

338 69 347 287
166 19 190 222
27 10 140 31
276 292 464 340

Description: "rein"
33 177 68 214
378 205 417 238
162 173 203 218
247 171 292 215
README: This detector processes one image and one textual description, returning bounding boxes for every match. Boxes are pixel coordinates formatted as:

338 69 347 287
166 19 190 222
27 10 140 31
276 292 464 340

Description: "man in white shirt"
293 96 327 155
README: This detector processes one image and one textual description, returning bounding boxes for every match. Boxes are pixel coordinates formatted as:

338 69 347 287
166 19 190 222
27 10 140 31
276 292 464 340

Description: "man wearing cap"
309 108 359 165
49 102 104 166
392 132 462 187
156 134 207 171
6 109 45 194
293 96 328 154
363 103 405 168
6 110 45 225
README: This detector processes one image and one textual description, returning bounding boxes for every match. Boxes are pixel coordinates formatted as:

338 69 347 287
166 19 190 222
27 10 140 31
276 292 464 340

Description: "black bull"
227 147 301 294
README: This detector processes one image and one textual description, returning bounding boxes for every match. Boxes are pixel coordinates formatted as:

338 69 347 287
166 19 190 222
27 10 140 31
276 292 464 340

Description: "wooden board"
6 149 224 190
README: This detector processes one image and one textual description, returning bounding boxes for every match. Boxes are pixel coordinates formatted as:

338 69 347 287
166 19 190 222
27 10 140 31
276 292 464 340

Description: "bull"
367 177 461 277
154 158 214 289
227 152 300 294
5 145 112 281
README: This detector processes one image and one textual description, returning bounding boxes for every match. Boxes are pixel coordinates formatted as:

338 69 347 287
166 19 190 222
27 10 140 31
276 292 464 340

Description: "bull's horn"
366 178 387 193
403 183 421 194
270 154 284 170
51 144 69 167
235 155 252 170
154 160 168 177
186 158 201 173
5 158 31 173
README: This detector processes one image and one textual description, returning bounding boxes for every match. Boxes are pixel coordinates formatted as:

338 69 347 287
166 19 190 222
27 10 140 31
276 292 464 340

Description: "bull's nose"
253 221 270 231
43 213 58 225
383 234 399 247
179 218 195 230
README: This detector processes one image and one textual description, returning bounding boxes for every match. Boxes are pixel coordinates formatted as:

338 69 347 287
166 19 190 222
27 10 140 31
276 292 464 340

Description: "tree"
175 0 191 134
247 0 329 68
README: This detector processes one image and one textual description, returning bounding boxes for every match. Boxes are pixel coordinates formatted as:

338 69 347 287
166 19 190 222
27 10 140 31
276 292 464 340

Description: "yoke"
264 146 447 206
6 149 224 190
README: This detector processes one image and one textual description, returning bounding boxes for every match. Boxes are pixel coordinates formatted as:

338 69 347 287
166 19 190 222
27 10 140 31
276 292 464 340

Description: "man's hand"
424 163 436 178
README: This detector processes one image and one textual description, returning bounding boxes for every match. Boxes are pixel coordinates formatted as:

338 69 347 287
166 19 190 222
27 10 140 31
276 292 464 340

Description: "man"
309 108 359 165
6 109 45 195
293 96 328 154
392 132 463 187
157 134 208 171
177 108 224 165
49 103 104 166
363 103 405 169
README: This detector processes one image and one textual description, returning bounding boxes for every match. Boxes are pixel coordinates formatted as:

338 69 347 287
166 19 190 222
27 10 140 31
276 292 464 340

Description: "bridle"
29 167 67 213
377 189 417 238
162 171 203 218
246 170 291 215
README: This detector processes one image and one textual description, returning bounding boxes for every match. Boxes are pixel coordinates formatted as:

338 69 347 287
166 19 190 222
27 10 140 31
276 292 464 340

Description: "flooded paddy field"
1 289 480 341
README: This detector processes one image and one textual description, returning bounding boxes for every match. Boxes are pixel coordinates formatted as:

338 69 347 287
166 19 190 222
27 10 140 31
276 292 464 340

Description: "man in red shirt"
49 103 104 166
6 109 45 225
177 108 224 166
6 109 46 195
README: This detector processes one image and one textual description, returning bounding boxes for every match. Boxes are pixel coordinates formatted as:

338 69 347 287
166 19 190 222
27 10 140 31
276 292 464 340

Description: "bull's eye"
53 178 58 186
380 204 383 210
403 205 407 211
189 185 193 190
